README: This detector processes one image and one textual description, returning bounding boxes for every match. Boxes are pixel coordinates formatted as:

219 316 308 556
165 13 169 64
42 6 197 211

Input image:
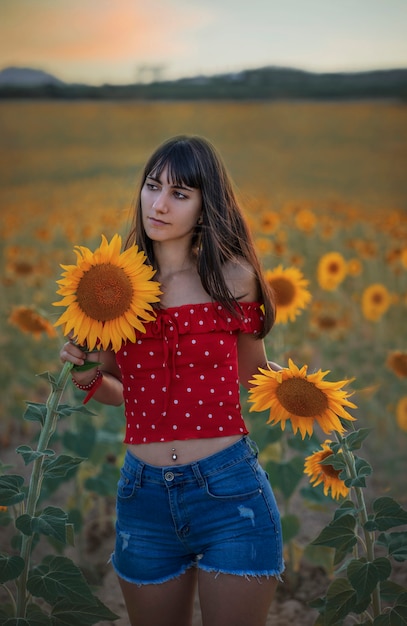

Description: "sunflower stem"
336 433 381 618
15 360 73 618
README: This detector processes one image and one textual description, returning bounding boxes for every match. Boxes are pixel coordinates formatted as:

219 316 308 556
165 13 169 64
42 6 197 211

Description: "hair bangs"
148 142 202 190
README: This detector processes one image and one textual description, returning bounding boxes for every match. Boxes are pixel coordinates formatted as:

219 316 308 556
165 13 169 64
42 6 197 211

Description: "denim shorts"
111 436 284 585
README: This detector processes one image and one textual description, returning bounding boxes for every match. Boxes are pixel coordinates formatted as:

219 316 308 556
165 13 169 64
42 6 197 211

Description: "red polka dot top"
115 301 264 444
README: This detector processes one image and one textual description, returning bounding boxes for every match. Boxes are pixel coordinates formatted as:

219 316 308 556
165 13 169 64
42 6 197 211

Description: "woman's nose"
153 191 168 212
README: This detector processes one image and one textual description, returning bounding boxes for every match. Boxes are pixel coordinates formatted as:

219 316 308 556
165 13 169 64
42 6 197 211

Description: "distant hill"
0 66 65 86
0 65 406 100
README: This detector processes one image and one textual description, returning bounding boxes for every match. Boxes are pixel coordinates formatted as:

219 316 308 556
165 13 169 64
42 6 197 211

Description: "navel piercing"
171 448 178 461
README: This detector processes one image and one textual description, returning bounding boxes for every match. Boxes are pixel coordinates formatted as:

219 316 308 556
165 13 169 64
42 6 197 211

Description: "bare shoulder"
222 256 259 301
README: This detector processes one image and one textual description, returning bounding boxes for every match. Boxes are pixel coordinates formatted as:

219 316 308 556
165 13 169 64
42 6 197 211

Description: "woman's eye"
174 191 187 199
146 183 158 190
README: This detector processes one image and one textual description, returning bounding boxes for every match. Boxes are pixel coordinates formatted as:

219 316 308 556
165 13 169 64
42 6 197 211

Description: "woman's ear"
197 215 203 225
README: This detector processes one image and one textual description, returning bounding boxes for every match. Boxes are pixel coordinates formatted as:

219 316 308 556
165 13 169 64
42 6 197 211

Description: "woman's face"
141 165 202 245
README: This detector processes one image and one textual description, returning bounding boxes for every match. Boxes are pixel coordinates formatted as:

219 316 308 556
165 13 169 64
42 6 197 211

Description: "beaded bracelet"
72 369 103 404
71 368 102 390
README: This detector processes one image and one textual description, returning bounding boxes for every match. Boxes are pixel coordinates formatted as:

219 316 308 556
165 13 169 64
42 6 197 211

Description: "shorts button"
164 471 175 481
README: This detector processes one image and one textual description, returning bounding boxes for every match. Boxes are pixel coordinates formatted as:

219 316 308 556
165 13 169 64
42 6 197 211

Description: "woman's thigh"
118 567 198 626
198 570 278 626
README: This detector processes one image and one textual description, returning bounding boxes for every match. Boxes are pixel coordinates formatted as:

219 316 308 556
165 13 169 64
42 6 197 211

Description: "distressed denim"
111 436 284 585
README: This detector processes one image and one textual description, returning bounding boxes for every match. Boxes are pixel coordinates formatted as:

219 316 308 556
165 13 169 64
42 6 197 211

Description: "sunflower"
259 210 281 234
53 234 161 352
248 359 357 439
9 306 57 339
386 351 407 378
295 208 317 233
395 396 407 432
361 283 392 322
265 265 312 324
304 441 349 500
317 252 347 291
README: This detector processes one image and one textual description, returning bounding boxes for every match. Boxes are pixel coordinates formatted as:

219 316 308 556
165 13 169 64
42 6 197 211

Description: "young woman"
60 136 284 626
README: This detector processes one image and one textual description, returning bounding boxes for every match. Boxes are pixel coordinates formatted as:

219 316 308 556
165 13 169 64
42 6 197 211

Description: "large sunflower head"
265 265 312 324
53 234 161 352
248 359 357 439
304 440 349 500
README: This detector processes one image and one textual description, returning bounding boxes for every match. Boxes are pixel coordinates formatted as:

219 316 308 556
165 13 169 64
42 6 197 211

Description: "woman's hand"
60 340 89 367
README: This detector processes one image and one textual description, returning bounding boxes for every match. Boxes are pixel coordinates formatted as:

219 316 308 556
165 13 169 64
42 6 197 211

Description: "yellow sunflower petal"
53 234 161 352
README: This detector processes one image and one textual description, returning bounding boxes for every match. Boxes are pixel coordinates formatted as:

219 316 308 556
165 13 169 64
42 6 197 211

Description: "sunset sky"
1 0 407 85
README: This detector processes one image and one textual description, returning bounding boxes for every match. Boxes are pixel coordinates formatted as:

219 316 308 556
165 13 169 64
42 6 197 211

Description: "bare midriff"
127 434 243 467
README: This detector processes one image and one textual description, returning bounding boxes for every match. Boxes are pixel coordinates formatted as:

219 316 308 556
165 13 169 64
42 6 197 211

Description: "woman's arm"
60 341 124 406
237 333 282 389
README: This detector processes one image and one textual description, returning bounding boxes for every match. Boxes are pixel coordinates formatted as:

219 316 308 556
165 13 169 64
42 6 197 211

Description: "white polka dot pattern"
116 301 264 444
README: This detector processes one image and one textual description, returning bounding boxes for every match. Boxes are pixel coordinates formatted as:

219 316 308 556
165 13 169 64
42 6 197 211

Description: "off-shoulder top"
115 301 264 444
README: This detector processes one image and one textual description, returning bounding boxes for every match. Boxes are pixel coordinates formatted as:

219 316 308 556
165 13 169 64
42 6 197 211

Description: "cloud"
1 0 213 68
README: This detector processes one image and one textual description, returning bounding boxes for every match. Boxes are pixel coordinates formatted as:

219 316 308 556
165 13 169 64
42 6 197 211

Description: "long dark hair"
125 135 275 337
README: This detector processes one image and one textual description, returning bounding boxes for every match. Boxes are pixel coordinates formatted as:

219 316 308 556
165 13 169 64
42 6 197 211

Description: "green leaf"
344 456 372 488
343 428 372 451
51 597 118 626
0 554 25 583
73 361 103 372
26 603 53 626
27 555 96 604
37 370 57 389
16 445 55 465
365 497 407 531
320 451 347 472
377 531 407 561
333 499 357 520
23 402 47 425
265 456 304 499
373 602 407 625
380 580 407 602
281 513 300 543
325 577 357 622
16 507 68 543
311 514 357 555
347 557 391 601
43 454 85 478
1 619 31 625
0 475 26 506
57 404 95 418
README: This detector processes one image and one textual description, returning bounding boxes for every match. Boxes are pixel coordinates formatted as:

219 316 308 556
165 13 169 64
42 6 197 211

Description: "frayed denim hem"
109 552 197 587
197 562 285 583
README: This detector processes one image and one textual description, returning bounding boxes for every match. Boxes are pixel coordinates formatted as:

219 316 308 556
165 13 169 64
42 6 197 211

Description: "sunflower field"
1 100 407 623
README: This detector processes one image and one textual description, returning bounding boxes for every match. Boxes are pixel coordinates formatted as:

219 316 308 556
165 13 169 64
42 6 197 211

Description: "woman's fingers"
60 341 86 365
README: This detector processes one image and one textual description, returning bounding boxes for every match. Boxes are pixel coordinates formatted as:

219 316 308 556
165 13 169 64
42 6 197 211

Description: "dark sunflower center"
318 316 338 330
372 292 384 304
328 262 340 275
76 264 133 321
276 377 329 417
270 277 296 307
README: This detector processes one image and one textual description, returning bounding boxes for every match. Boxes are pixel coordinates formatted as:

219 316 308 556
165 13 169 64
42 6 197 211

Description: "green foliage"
309 431 407 624
0 363 118 624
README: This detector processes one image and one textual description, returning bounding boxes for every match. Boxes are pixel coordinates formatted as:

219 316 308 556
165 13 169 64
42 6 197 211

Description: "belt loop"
134 459 144 487
192 462 205 487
